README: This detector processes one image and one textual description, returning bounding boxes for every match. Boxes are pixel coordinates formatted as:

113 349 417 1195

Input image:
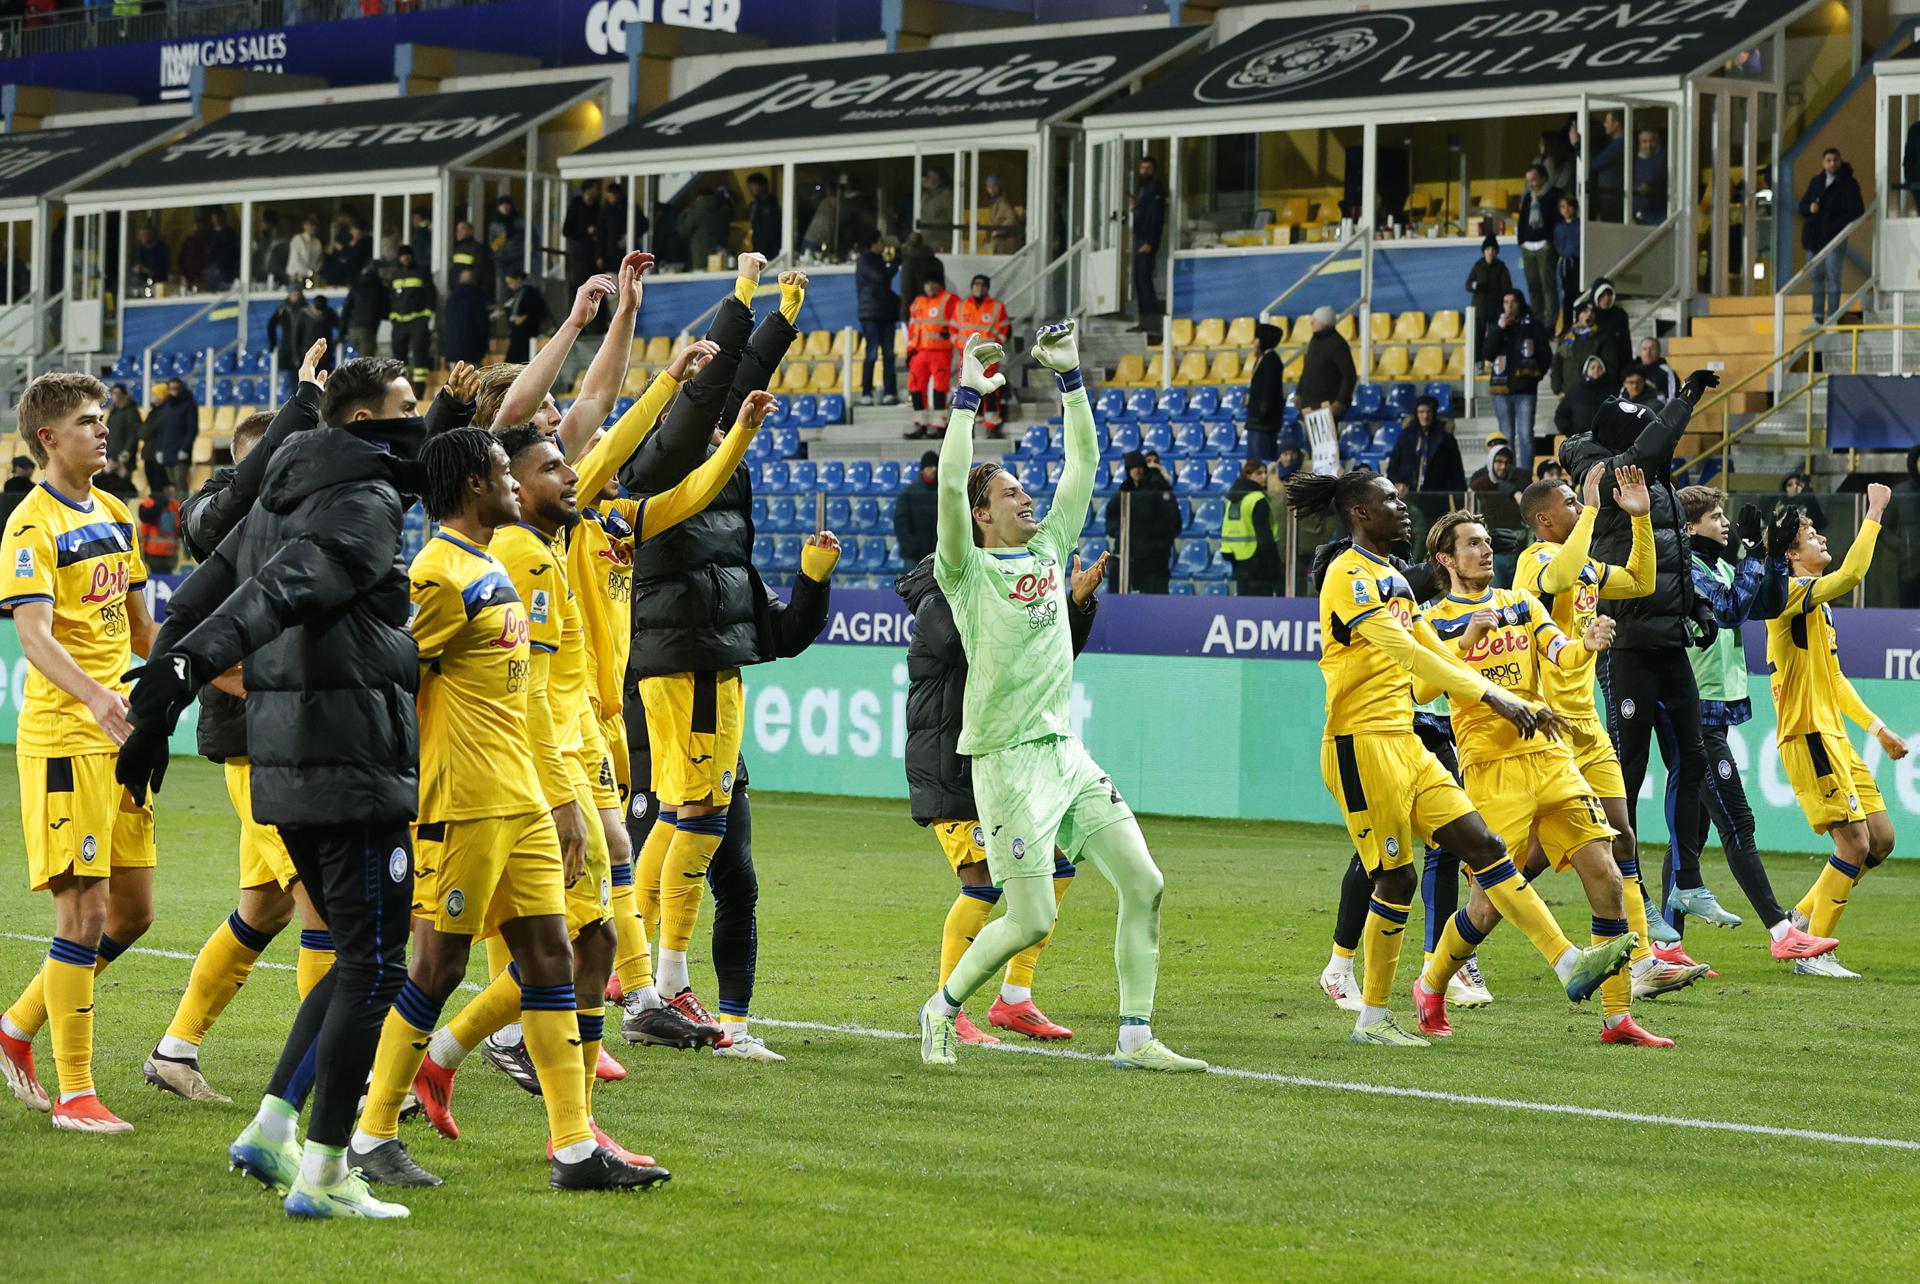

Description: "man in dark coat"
894 450 940 564
1130 155 1166 342
1799 148 1865 322
440 267 491 367
1295 306 1358 422
1104 449 1182 593
1386 395 1466 494
1465 235 1513 359
502 266 551 365
856 235 900 406
746 173 781 260
118 357 427 1217
1244 322 1286 461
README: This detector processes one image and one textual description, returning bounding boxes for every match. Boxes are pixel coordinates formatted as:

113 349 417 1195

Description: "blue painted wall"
1171 242 1487 322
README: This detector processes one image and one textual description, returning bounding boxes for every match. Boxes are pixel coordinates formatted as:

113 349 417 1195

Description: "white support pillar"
1360 120 1377 382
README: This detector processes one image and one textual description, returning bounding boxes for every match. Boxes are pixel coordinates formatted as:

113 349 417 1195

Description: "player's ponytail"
1285 466 1380 524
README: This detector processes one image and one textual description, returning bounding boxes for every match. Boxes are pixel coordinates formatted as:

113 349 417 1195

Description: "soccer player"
1415 512 1667 1046
1769 484 1904 977
1512 463 1710 998
897 547 1106 1044
917 323 1201 1072
145 349 336 1103
0 371 156 1133
1285 468 1630 1046
1665 489 1838 964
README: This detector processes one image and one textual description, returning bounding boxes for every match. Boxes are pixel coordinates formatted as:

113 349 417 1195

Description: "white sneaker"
1793 953 1861 978
712 1033 786 1063
1319 965 1363 1013
1447 954 1493 1007
1631 956 1712 1000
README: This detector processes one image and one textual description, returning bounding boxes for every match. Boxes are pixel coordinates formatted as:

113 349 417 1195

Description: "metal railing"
140 286 243 395
1773 196 1881 383
1255 225 1367 324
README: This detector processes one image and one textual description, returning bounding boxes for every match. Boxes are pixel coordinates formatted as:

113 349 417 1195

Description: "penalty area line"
5 934 1914 1152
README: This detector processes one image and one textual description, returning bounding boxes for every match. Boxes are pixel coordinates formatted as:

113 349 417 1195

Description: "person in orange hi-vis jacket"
955 275 1011 435
905 275 958 440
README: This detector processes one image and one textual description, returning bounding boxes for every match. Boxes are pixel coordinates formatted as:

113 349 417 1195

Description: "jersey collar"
1349 544 1392 567
1447 587 1495 604
433 531 490 558
985 547 1033 560
37 480 94 513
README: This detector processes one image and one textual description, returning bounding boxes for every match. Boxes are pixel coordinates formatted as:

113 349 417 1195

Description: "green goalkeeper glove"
1031 319 1080 374
959 334 1006 397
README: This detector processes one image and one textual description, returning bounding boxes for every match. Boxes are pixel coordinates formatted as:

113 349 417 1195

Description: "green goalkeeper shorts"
971 734 1134 885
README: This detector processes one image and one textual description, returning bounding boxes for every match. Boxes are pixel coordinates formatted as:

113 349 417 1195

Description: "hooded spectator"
894 449 941 565
1586 276 1633 377
1554 355 1614 438
1469 438 1523 497
1244 321 1287 460
1465 234 1513 357
1550 300 1610 396
1387 394 1466 494
1105 449 1182 594
341 262 389 359
105 383 143 468
1779 470 1826 531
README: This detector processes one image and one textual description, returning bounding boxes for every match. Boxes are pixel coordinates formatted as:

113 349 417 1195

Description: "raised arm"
1537 503 1596 594
1803 490 1885 610
557 251 652 459
638 386 769 540
572 339 715 496
1033 321 1095 551
494 273 614 428
761 533 840 660
1595 464 1656 598
936 335 1004 584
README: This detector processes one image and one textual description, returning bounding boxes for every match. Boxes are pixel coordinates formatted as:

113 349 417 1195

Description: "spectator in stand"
205 207 241 289
177 213 210 291
1244 322 1286 461
1221 458 1283 596
267 287 322 378
1536 128 1577 197
1130 156 1167 345
1618 363 1659 411
1105 450 1182 594
1639 336 1679 402
1588 109 1627 221
387 244 437 391
1465 234 1513 359
563 179 602 289
449 219 492 295
1798 147 1865 323
105 382 143 469
903 275 958 439
96 459 140 503
406 208 434 268
894 450 940 565
1535 459 1567 484
0 455 34 527
321 221 371 287
984 175 1022 254
919 166 954 252
137 476 183 574
286 213 324 284
254 210 290 286
1633 126 1669 225
1486 288 1548 477
1779 470 1826 531
148 378 198 495
1295 305 1357 425
1469 438 1524 497
502 266 550 365
1516 164 1564 337
308 294 339 369
440 266 490 367
1587 277 1633 377
896 232 942 326
1552 195 1581 332
956 275 1011 434
1273 434 1306 481
599 181 632 273
746 172 782 261
1550 298 1610 398
678 184 734 272
1554 354 1613 439
855 234 900 407
1386 394 1466 495
341 261 389 359
487 194 525 303
131 225 169 292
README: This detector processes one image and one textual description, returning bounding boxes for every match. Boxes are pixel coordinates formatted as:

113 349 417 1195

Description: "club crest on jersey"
81 834 97 862
389 847 409 882
446 888 466 918
1011 837 1027 860
13 548 32 577
1620 698 1636 719
530 589 550 624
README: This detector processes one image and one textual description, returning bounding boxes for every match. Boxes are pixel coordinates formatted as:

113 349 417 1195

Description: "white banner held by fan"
1304 406 1339 477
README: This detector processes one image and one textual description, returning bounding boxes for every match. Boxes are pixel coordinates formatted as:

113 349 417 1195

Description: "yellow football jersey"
492 521 574 807
1425 586 1582 768
570 498 643 716
1768 579 1868 740
1316 545 1424 737
1512 513 1652 722
0 482 147 756
407 532 543 823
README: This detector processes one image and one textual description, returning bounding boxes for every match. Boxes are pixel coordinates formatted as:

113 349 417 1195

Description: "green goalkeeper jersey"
934 385 1097 757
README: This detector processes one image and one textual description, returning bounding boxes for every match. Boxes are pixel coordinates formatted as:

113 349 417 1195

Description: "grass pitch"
0 751 1917 1280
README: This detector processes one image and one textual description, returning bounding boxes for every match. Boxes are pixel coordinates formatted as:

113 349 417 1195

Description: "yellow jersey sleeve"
639 415 755 541
408 559 467 663
0 504 59 611
573 371 681 499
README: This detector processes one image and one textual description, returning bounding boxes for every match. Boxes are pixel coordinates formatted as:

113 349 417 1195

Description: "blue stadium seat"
825 496 851 530
844 459 874 494
1172 423 1207 458
752 534 775 565
759 460 790 492
872 459 901 492
819 393 847 425
1282 403 1302 431
1081 505 1102 536
1017 461 1049 494
788 459 817 492
1096 387 1127 421
771 535 804 571
111 353 138 380
1140 422 1173 456
1045 459 1064 488
613 396 635 419
1098 459 1124 493
1220 386 1247 420
1188 496 1225 535
1205 422 1239 456
851 497 879 532
1373 421 1402 450
1197 579 1231 596
857 537 889 573
214 350 238 375
874 496 895 530
1338 424 1373 460
790 395 819 428
817 460 845 491
1349 384 1384 421
764 495 796 532
1206 459 1238 493
1157 388 1189 421
1015 425 1049 460
1174 540 1211 577
1168 580 1195 595
1106 422 1142 454
779 427 806 458
751 496 768 527
746 430 774 462
1422 381 1455 417
1125 388 1158 420
1172 459 1207 495
762 396 789 429
1383 383 1417 422
1079 537 1110 564
212 378 235 406
1189 387 1221 419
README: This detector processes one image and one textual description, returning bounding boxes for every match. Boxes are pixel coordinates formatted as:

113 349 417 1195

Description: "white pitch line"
5 933 1916 1153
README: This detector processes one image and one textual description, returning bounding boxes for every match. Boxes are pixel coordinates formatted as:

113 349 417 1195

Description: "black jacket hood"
261 420 424 513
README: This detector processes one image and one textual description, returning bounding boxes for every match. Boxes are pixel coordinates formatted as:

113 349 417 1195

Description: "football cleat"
49 1092 133 1134
350 1137 442 1188
712 1033 786 1063
1793 953 1861 978
1652 942 1717 977
623 1000 723 1049
1646 910 1682 945
919 1003 959 1066
1349 1014 1428 1047
1412 982 1453 1037
1599 1016 1675 1048
1630 957 1712 1000
1112 1038 1207 1072
143 1051 231 1104
412 1058 459 1140
665 989 732 1048
0 1027 49 1112
481 1033 542 1097
1665 885 1742 927
604 975 624 1003
1564 934 1637 1004
229 1121 301 1193
592 1120 656 1169
595 1048 627 1081
550 1145 671 1191
1319 964 1363 1013
1448 954 1493 1007
1770 925 1839 960
988 998 1074 1041
954 1010 1001 1045
284 1168 410 1219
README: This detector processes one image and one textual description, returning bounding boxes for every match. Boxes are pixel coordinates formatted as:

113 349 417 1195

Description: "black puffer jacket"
154 421 423 826
895 554 1098 826
179 381 324 762
1559 391 1697 649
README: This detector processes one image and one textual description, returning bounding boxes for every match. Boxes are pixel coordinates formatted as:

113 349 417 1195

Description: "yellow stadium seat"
1373 346 1411 379
1111 353 1147 386
644 335 673 364
1427 310 1464 343
1168 317 1195 349
828 329 853 359
1142 354 1165 387
1224 317 1256 348
1207 351 1241 384
804 330 833 359
1411 346 1447 379
1393 311 1428 342
1369 311 1393 344
1444 346 1468 377
779 363 809 393
210 404 235 434
1287 315 1315 345
621 368 648 395
190 433 215 463
1193 317 1227 349
195 405 215 431
1335 314 1357 341
808 361 840 393
1283 353 1304 380
1273 197 1307 228
786 333 806 361
1173 351 1210 386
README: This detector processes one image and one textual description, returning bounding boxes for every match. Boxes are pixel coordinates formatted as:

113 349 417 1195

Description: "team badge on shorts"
1011 837 1027 860
600 877 611 908
446 889 466 919
1620 699 1637 719
1384 836 1400 858
971 824 985 849
1718 760 1733 780
721 769 734 793
1849 794 1859 811
81 834 97 863
632 793 651 821
390 848 409 882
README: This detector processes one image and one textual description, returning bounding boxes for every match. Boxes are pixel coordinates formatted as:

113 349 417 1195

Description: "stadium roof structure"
1087 0 1826 132
0 118 191 213
69 80 604 208
562 26 1206 175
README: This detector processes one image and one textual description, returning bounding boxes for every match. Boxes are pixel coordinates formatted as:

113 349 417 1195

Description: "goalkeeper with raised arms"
916 322 1203 1073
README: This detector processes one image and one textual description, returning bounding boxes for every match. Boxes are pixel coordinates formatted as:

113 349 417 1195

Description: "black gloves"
1680 368 1721 404
1735 503 1765 558
1687 597 1720 650
125 652 200 738
1767 505 1803 559
115 726 171 805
